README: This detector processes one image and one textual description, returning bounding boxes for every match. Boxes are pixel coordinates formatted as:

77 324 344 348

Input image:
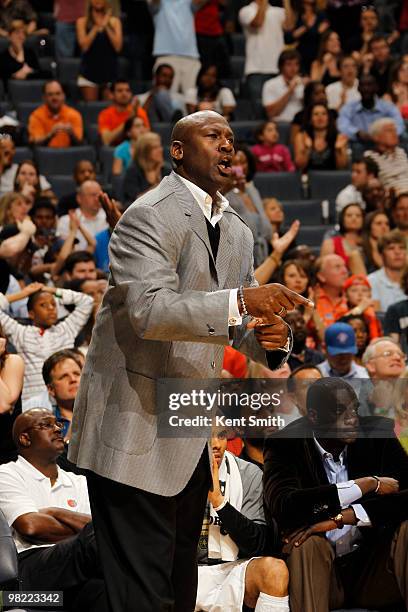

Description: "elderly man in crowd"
57 180 108 251
365 118 408 195
368 229 407 312
264 377 408 612
361 336 407 418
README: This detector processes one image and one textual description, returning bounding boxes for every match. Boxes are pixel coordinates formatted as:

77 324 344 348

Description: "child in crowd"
344 274 382 339
0 284 93 401
251 121 295 173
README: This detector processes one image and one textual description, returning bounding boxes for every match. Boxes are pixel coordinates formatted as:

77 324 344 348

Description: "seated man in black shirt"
264 377 408 612
196 428 289 612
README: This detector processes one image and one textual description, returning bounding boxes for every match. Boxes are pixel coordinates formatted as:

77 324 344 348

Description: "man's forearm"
41 507 91 533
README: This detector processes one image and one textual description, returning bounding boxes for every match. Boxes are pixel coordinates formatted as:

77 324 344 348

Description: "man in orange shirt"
98 80 150 146
315 254 349 328
28 80 83 148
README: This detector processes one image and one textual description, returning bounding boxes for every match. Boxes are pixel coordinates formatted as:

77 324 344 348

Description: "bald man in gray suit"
68 111 311 612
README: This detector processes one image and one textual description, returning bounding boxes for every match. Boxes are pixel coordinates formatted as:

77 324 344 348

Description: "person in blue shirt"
112 115 148 176
337 74 404 149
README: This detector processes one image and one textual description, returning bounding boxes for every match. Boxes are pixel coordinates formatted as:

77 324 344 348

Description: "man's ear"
170 140 183 165
19 432 31 448
316 271 325 285
365 360 375 376
47 384 56 400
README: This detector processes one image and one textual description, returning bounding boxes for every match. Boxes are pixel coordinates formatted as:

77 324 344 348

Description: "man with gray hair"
361 337 406 418
364 118 408 194
57 180 108 251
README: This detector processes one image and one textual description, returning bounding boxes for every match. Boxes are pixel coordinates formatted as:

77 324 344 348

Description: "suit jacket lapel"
216 212 234 288
167 172 216 269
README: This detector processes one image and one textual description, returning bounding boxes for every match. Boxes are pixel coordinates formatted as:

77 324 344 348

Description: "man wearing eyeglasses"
0 409 108 612
361 337 406 418
263 377 408 612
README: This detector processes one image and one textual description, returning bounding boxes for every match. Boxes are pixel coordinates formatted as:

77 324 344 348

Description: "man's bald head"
12 408 52 448
316 254 348 290
171 111 229 144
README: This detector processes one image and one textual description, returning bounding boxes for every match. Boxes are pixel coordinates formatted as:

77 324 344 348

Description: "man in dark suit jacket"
264 377 408 612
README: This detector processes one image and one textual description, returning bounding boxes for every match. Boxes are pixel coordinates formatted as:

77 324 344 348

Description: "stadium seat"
57 58 81 83
48 175 77 198
231 33 246 56
99 146 114 181
38 56 57 77
34 146 96 176
8 80 47 104
280 199 323 226
16 102 38 125
230 120 259 144
309 170 352 200
112 174 124 202
230 56 245 80
297 225 333 247
277 122 291 147
254 172 302 200
85 123 100 146
152 122 173 146
14 147 33 163
77 102 109 125
233 100 255 121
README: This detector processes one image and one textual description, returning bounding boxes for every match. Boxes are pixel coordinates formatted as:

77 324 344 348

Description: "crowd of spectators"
0 0 408 610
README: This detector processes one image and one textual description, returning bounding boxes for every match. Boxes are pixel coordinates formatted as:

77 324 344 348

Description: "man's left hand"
208 456 224 508
282 519 337 554
249 315 289 351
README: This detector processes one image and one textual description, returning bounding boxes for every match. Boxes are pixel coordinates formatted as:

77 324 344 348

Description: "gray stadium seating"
297 224 334 247
152 122 173 146
77 101 109 125
254 172 302 200
57 58 80 83
230 120 259 144
34 146 96 176
281 199 323 225
48 175 76 198
8 80 46 104
230 56 245 80
231 33 245 56
309 170 352 200
14 147 33 163
99 147 114 181
16 102 38 125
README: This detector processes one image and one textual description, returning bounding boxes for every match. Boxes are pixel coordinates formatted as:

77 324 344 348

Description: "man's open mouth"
217 158 232 175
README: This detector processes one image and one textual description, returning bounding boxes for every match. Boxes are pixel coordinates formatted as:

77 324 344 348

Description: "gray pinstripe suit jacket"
68 172 290 495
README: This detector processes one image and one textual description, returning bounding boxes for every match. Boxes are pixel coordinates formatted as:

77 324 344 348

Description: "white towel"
208 451 243 562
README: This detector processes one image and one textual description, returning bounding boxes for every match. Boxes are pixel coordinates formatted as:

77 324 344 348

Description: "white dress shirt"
177 175 242 326
314 438 371 556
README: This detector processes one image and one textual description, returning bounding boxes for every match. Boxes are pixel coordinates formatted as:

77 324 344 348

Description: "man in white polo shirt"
0 408 107 612
262 50 305 123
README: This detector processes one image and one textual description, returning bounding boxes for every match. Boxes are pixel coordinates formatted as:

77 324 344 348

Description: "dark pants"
287 521 408 612
196 34 231 78
18 522 108 612
86 449 211 612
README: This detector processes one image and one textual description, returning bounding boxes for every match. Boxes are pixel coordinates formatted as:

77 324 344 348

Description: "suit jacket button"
208 326 215 336
211 361 216 369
